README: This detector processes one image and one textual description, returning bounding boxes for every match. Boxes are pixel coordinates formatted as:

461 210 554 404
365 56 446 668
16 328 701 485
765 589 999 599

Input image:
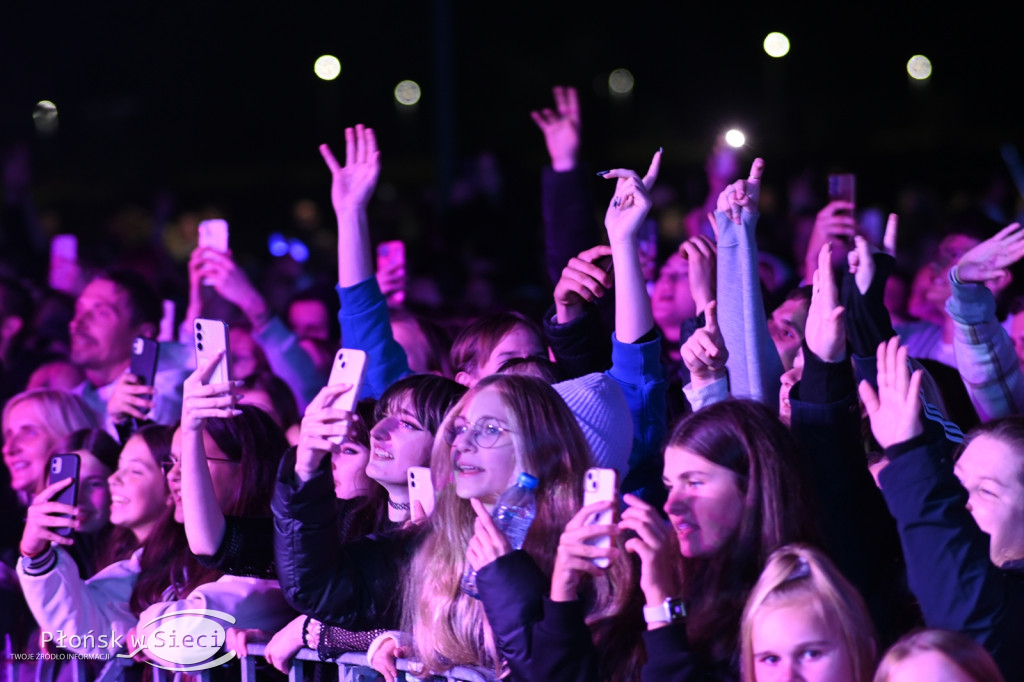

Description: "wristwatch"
643 596 686 624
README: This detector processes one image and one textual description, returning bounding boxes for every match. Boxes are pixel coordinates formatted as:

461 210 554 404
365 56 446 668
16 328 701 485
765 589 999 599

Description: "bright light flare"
763 32 790 58
314 55 341 81
394 80 422 106
33 100 58 134
907 55 932 80
608 68 635 95
725 129 746 148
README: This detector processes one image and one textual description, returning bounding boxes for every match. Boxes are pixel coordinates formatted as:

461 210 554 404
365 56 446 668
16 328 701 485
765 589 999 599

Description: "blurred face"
450 386 520 508
108 435 171 540
955 434 1024 565
652 254 697 344
3 400 58 495
76 451 112 534
288 299 331 342
70 279 137 372
229 328 263 380
751 599 854 682
884 650 974 682
239 388 280 426
1010 314 1024 370
662 446 744 559
471 325 546 384
167 428 242 523
779 349 805 426
366 394 433 499
926 234 983 309
332 439 372 500
768 297 810 371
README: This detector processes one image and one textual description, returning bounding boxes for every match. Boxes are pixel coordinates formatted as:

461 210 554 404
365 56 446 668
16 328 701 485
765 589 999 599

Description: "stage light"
608 68 635 95
763 32 790 58
907 54 932 80
725 129 746 148
33 100 58 134
394 80 421 106
314 55 341 81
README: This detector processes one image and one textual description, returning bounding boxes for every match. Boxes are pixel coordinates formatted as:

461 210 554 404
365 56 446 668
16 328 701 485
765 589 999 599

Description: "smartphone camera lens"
196 322 203 331
197 342 204 351
196 332 203 342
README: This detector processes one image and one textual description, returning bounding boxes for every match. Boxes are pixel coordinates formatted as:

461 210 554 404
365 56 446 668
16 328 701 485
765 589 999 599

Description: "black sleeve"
193 516 276 579
542 165 601 288
543 304 613 379
841 253 897 359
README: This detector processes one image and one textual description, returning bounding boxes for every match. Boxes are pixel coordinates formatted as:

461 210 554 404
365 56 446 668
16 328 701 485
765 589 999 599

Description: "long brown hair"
666 399 820 668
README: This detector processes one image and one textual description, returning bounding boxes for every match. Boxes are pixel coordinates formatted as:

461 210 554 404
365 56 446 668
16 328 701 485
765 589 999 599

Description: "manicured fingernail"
596 170 610 176
231 409 243 416
658 146 664 154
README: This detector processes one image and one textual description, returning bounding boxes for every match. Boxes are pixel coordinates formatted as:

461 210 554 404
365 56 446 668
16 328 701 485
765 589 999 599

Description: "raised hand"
193 248 269 325
805 243 846 363
601 159 657 246
320 124 380 214
858 337 924 449
681 301 728 386
181 352 241 434
956 222 1024 285
530 86 581 172
295 383 356 481
680 235 717 315
847 213 898 294
20 477 78 557
553 245 614 324
549 500 620 602
466 497 512 570
107 372 156 423
618 493 682 628
716 158 764 225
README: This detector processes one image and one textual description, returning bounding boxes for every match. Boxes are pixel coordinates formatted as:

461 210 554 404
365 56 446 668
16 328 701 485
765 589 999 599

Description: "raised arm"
948 222 1024 420
714 158 784 408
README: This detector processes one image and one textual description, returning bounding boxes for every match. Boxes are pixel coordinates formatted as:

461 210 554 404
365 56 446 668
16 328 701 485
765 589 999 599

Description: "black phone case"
130 337 160 387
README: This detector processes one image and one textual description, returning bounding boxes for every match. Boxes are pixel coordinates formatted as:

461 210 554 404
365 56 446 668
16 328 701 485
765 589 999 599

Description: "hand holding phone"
583 468 618 568
194 318 230 384
46 454 80 538
326 349 368 445
198 220 229 285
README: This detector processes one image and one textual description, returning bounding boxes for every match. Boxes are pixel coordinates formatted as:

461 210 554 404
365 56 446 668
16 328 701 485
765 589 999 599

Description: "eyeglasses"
444 419 514 449
161 452 236 474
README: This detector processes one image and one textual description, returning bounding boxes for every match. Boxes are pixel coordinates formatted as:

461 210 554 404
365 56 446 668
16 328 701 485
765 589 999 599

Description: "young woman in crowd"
860 337 1024 680
740 544 877 682
274 373 629 679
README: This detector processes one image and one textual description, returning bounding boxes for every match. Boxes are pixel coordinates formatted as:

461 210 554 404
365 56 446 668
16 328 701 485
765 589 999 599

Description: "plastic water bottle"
461 473 539 598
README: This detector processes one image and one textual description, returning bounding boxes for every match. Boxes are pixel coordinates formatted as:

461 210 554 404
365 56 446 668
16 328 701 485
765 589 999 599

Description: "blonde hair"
401 374 635 676
873 629 1005 682
3 389 100 496
740 544 876 682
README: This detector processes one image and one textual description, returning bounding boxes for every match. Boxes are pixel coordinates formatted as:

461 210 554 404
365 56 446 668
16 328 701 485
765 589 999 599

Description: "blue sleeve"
608 332 667 497
715 208 783 409
336 277 412 399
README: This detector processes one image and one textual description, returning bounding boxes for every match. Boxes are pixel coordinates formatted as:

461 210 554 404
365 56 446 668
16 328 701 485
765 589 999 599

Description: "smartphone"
130 337 160 387
407 466 436 517
48 454 80 537
827 173 856 212
194 318 230 384
583 467 618 568
198 219 229 285
327 349 368 442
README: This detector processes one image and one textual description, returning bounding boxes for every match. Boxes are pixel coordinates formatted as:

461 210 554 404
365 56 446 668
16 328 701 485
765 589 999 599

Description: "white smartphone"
194 318 230 384
198 219 229 285
407 466 435 517
583 467 618 568
327 349 368 443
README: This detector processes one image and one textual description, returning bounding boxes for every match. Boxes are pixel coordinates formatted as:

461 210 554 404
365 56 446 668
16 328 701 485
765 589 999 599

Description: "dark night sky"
1 2 1020 252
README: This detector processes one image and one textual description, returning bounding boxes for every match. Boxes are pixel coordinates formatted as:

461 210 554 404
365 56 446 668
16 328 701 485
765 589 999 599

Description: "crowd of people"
3 85 1024 681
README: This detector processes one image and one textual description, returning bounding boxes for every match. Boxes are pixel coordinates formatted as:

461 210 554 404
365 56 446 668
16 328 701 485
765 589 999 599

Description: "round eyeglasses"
444 419 514 449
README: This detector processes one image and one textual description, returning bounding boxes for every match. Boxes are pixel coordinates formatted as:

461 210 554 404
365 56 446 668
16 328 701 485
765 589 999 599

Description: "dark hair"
665 399 820 666
96 269 162 330
496 355 564 384
287 285 340 342
450 312 543 380
336 397 390 542
61 428 122 473
240 370 301 431
204 405 289 518
957 415 1024 486
785 284 813 305
375 374 467 436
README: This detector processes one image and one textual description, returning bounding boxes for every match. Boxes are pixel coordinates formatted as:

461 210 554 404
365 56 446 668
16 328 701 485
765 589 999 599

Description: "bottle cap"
516 473 539 489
